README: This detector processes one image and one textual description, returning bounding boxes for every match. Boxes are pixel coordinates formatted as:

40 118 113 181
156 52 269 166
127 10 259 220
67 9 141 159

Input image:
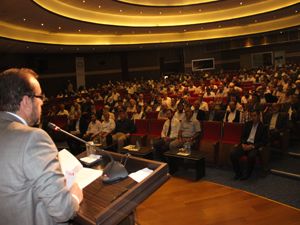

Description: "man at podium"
0 68 83 225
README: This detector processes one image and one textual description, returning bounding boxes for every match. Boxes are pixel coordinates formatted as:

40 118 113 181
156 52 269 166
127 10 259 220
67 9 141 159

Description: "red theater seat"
219 122 244 166
198 121 222 165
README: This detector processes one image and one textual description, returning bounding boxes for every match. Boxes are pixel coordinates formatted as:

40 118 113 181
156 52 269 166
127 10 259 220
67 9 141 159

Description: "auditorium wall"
0 37 300 96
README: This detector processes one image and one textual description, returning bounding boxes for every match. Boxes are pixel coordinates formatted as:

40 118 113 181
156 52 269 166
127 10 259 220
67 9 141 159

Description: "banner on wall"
75 57 85 89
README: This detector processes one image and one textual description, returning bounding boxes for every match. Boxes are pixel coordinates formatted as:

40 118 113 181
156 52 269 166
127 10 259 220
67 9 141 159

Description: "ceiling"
0 0 300 53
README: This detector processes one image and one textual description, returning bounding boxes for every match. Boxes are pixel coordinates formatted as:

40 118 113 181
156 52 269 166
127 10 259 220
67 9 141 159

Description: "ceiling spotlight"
78 29 81 32
183 29 187 32
41 23 44 26
58 26 62 30
98 5 101 8
240 2 243 5
23 18 26 21
119 9 123 13
295 10 299 13
82 0 85 3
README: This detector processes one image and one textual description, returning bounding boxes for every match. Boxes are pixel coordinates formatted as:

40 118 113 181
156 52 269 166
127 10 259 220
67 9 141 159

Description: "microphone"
48 122 128 183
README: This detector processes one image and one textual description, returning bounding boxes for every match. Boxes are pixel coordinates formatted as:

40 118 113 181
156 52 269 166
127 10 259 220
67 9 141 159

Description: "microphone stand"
48 122 128 183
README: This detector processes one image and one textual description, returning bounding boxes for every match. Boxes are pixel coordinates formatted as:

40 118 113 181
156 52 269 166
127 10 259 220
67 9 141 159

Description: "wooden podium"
74 150 169 225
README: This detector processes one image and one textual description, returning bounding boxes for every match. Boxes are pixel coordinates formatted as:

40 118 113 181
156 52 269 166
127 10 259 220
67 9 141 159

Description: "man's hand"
242 144 254 151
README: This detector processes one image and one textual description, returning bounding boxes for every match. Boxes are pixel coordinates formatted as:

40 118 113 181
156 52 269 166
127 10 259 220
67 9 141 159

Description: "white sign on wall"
76 57 85 89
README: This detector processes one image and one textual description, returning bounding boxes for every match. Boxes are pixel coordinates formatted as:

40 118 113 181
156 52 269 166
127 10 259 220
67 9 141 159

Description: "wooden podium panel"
74 150 169 225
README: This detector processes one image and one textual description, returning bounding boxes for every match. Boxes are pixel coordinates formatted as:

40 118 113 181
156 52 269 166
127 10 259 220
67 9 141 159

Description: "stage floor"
137 177 300 225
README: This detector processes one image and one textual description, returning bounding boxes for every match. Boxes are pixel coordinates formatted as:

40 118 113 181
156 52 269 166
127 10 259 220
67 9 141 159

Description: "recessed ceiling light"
295 10 299 13
120 9 123 13
78 29 81 32
82 0 85 3
240 2 243 5
41 23 44 26
58 26 62 30
23 18 26 21
183 29 187 32
98 5 101 8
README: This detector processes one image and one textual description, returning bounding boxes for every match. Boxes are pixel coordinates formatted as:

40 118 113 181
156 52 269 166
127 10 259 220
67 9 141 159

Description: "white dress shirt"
161 118 181 139
101 118 116 133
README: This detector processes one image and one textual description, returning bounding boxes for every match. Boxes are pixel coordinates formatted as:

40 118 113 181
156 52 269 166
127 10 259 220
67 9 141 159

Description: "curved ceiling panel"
1 15 299 45
116 0 219 7
33 0 299 27
0 0 299 50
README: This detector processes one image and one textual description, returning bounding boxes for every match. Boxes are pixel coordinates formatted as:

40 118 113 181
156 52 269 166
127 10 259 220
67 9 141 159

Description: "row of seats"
131 119 271 169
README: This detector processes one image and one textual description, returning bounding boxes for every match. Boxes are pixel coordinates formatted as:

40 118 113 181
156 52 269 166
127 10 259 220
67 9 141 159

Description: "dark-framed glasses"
30 94 46 101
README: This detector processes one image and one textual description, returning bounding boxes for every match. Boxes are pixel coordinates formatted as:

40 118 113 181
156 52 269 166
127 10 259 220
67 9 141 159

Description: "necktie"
167 120 172 137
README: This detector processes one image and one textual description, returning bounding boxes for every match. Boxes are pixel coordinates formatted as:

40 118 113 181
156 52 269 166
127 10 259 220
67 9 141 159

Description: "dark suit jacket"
263 112 288 131
114 118 136 134
205 110 225 121
224 110 241 123
240 121 268 149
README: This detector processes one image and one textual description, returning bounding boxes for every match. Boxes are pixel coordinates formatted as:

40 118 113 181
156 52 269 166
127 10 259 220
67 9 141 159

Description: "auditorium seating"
146 111 159 119
218 122 244 167
130 119 149 146
198 121 222 165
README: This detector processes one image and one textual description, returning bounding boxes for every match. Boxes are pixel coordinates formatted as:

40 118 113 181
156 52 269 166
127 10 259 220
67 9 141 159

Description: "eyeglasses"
31 94 45 101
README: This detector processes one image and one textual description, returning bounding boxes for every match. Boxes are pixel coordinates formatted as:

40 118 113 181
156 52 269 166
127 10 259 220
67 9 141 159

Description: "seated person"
132 105 146 121
173 103 185 122
112 110 136 152
205 101 225 121
153 109 180 161
67 113 89 155
56 103 69 117
223 101 242 123
230 110 268 180
263 103 288 148
83 113 102 141
169 107 201 152
98 111 115 147
157 103 169 120
191 100 206 121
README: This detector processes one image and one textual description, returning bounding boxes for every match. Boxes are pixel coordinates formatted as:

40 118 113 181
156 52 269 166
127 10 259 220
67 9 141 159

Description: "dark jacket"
241 121 268 149
114 118 136 134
